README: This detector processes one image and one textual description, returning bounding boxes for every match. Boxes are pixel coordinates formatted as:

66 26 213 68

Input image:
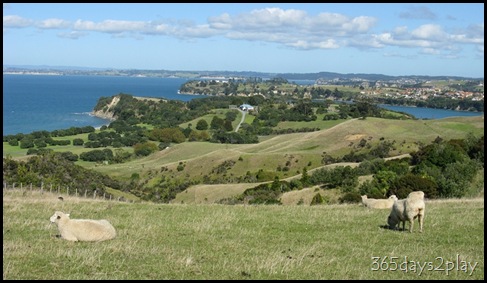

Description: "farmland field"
3 189 484 280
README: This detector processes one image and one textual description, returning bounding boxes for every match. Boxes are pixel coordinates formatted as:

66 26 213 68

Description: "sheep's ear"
57 215 61 219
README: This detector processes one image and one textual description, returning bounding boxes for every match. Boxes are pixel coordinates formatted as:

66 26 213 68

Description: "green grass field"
4 115 484 202
3 189 483 280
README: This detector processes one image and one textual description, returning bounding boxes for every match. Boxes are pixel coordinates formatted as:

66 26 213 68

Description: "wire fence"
3 181 133 202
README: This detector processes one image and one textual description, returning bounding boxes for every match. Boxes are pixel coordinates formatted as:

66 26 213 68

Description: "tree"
196 119 208 130
20 139 35 149
388 174 438 199
210 116 224 130
223 120 233 132
133 142 158 157
374 170 398 196
300 167 309 187
225 110 238 122
310 193 325 205
73 138 84 146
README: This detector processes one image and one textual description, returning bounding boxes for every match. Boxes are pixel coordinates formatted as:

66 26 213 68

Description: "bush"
26 148 38 155
73 138 84 146
134 142 158 156
339 192 362 204
387 173 439 199
60 151 79 162
310 193 324 205
196 119 209 130
8 139 19 146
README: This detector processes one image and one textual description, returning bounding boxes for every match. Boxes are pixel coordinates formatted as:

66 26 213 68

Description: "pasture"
3 189 483 280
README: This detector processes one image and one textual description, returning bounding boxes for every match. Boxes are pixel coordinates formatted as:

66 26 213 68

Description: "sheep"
361 195 398 209
387 191 425 233
49 211 117 242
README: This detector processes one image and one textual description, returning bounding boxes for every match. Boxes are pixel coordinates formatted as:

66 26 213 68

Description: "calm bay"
3 74 204 135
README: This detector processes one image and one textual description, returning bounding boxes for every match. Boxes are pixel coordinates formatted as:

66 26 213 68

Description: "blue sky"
3 3 484 77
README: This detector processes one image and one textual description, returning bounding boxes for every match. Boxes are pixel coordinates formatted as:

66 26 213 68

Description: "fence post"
30 183 32 191
93 190 96 199
50 184 52 194
67 186 69 196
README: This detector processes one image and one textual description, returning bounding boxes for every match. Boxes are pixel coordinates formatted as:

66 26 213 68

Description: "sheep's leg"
61 231 78 242
418 213 424 233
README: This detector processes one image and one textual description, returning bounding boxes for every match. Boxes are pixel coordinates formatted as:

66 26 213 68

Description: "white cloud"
421 48 440 55
383 52 418 59
37 18 71 29
410 24 447 41
287 39 339 50
73 19 147 33
2 6 483 57
57 31 87 39
3 15 33 28
226 8 308 30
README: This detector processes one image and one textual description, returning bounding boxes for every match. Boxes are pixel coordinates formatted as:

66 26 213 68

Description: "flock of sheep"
49 190 425 242
362 191 426 233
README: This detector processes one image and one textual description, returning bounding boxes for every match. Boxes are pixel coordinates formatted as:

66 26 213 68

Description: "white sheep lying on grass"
50 211 117 242
361 195 398 209
387 191 425 233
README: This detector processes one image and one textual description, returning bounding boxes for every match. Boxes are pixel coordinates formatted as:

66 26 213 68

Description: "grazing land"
3 189 483 280
3 115 484 204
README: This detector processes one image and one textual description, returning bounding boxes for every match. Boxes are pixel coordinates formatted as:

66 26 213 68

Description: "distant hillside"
86 116 484 204
4 65 482 81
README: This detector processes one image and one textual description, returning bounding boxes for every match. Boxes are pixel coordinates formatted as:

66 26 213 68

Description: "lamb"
387 191 425 233
50 211 117 242
361 195 398 209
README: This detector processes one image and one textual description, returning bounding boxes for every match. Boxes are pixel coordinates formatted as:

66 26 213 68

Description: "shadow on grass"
379 224 407 232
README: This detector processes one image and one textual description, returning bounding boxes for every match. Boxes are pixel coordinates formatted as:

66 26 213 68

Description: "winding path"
234 109 246 132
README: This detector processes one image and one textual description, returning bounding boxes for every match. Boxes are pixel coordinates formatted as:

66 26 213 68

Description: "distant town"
3 65 484 107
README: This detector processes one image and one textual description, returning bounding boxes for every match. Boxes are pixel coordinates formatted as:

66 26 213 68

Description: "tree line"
222 133 484 205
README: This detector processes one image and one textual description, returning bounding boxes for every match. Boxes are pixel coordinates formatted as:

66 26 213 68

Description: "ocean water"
3 74 204 136
378 104 484 120
2 74 483 136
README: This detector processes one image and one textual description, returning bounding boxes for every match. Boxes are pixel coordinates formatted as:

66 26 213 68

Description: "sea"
2 74 484 136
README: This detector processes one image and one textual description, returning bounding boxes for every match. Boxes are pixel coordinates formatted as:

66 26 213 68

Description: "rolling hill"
82 115 483 203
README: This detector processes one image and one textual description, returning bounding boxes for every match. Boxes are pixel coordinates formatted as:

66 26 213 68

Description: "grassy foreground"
3 189 484 280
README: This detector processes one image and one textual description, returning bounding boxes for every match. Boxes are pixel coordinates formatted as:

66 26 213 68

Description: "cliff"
91 95 120 120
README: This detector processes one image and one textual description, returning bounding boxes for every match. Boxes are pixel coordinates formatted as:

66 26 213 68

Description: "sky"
3 3 484 78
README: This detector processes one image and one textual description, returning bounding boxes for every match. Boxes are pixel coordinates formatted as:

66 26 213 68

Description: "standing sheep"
50 211 117 242
361 195 398 209
387 191 425 233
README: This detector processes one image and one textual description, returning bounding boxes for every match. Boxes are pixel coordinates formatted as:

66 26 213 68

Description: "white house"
239 104 254 111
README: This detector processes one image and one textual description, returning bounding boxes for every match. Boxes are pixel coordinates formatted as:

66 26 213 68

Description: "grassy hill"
81 116 484 202
3 115 484 204
3 189 483 280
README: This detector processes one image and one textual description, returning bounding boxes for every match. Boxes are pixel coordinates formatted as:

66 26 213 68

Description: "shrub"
339 192 362 204
134 142 158 156
387 173 439 199
72 138 84 146
310 193 324 205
